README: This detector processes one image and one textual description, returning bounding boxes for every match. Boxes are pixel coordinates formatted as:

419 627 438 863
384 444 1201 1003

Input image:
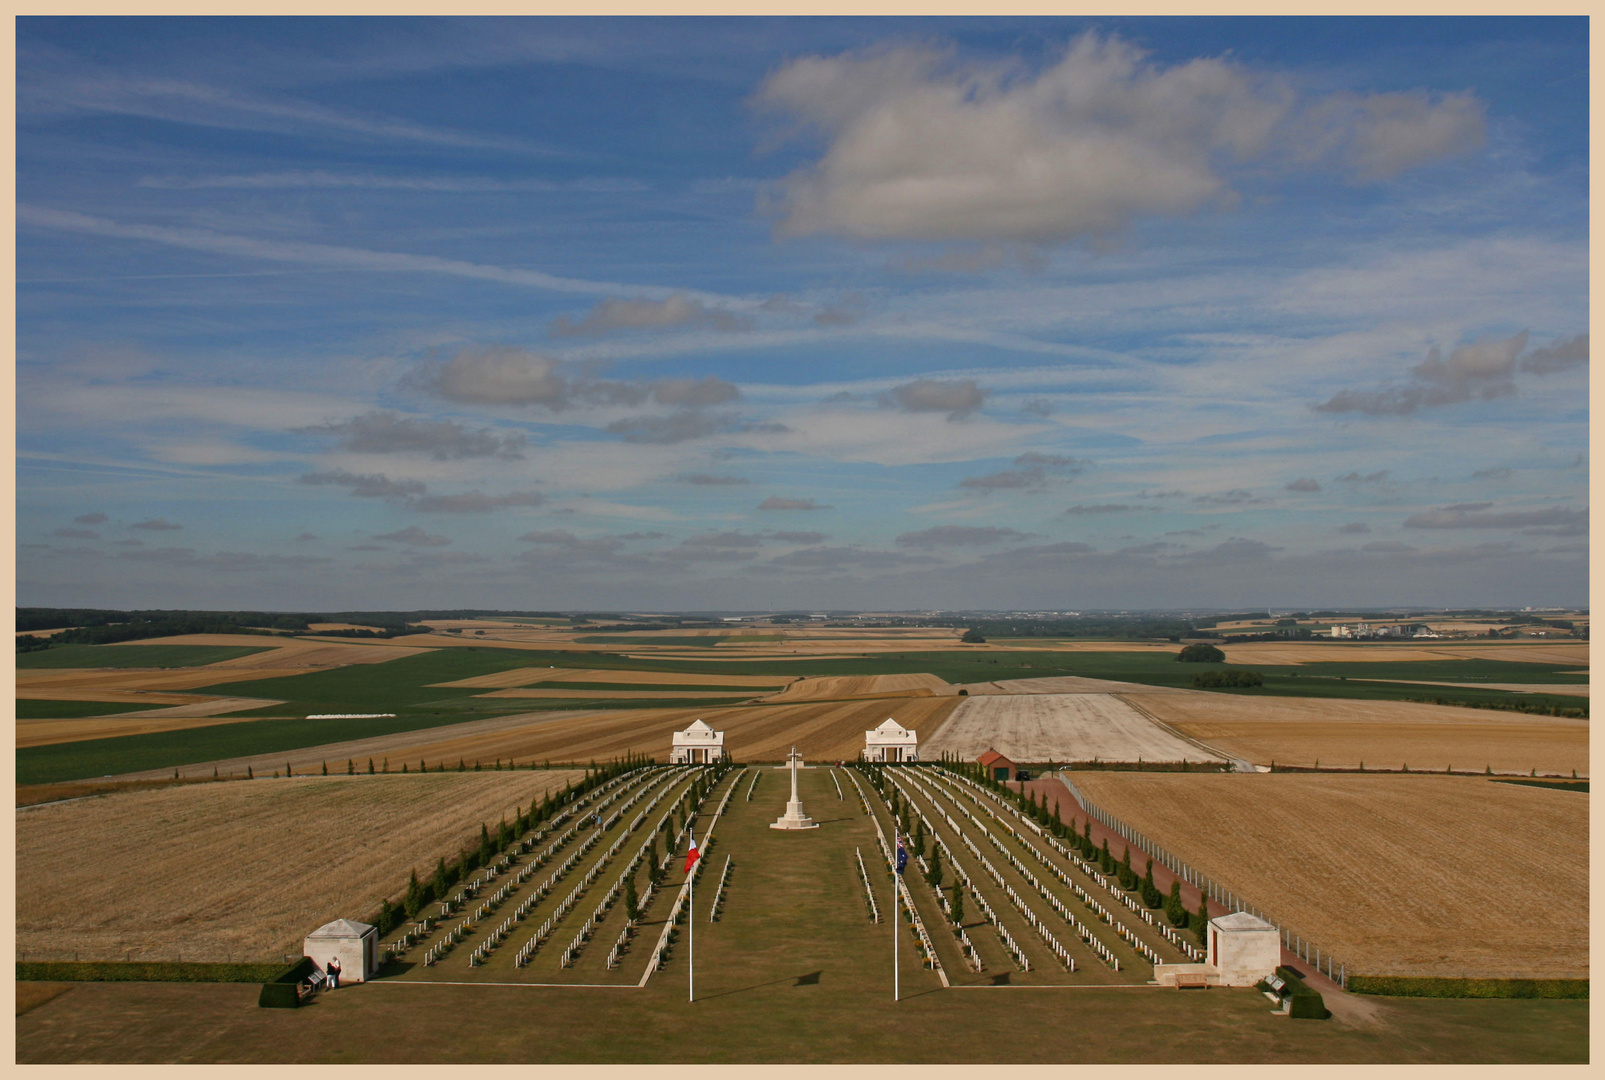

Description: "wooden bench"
1174 972 1212 990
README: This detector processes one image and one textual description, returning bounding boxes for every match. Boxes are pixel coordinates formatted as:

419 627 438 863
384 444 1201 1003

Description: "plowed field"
15 771 582 962
1126 692 1588 775
1067 772 1587 978
759 673 955 702
924 693 1223 763
367 697 961 767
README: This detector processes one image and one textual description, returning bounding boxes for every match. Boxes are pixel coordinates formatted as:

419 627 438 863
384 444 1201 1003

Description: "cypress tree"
247 765 253 779
1141 859 1162 908
950 882 963 925
927 846 942 889
1119 846 1135 889
1100 838 1113 874
1195 894 1210 946
404 869 422 918
368 759 375 774
1165 881 1185 927
402 763 409 773
347 759 354 775
431 858 449 900
459 758 467 772
625 874 639 923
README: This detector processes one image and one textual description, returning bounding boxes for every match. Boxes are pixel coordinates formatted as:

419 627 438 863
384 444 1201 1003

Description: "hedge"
259 957 317 1009
1346 974 1588 999
18 960 291 983
1275 966 1329 1020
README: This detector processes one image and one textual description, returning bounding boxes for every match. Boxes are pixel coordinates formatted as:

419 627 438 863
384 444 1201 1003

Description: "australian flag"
894 835 908 876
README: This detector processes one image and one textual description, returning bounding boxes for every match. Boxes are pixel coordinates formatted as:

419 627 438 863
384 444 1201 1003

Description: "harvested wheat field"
17 700 285 749
1217 642 1589 666
1067 772 1587 978
759 673 956 702
432 667 787 690
114 636 435 668
923 694 1222 763
960 676 1193 695
476 688 758 701
1126 692 1588 775
16 668 315 694
1352 679 1590 697
381 697 961 767
15 771 582 963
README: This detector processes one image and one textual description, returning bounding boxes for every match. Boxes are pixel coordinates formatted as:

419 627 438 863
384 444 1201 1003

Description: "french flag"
684 834 701 875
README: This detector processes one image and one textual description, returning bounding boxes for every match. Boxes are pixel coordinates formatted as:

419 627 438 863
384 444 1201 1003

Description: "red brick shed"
977 748 1017 782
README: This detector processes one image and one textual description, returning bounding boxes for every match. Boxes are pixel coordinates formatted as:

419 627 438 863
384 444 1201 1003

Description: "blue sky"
16 17 1589 611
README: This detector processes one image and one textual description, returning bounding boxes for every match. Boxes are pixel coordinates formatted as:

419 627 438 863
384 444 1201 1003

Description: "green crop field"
16 699 170 720
16 644 277 669
574 635 736 646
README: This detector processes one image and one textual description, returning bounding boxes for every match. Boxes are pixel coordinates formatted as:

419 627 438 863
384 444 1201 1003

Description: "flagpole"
689 823 695 1005
893 827 899 1003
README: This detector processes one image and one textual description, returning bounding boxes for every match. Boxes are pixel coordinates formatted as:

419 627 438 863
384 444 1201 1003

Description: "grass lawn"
16 699 170 720
16 644 277 669
12 765 1588 1062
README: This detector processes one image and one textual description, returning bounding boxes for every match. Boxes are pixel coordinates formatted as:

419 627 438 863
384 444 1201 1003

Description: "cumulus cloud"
74 512 108 525
1337 522 1371 534
879 378 986 418
758 496 828 511
677 473 748 486
299 469 428 501
606 411 728 445
1335 470 1389 484
958 452 1086 493
550 294 749 336
130 517 182 531
1285 477 1321 492
1519 332 1588 375
1404 503 1588 535
420 345 739 412
1314 332 1527 416
755 33 1484 246
895 525 1033 548
298 469 542 514
412 491 546 513
374 526 451 547
767 545 931 571
1062 503 1155 515
300 410 527 459
1191 489 1263 505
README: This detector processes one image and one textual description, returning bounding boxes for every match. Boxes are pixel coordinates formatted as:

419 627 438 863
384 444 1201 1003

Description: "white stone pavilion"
304 918 377 984
670 719 725 764
864 718 918 762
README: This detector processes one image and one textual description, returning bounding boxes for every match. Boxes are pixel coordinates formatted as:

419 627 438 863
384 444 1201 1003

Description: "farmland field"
1065 772 1587 979
1125 692 1588 775
15 771 581 963
16 699 169 720
759 673 956 701
16 644 278 669
923 694 1224 764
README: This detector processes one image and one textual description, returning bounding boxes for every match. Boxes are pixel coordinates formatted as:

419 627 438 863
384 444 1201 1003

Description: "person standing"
327 955 341 990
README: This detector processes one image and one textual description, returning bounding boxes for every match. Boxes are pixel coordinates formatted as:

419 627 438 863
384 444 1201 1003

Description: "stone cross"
770 745 819 830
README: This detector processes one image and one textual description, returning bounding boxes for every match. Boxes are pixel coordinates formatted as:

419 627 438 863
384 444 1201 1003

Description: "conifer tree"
927 845 942 889
1165 880 1186 926
368 759 375 774
1195 894 1210 946
950 882 963 925
1141 858 1163 908
625 874 639 923
432 858 449 901
404 869 422 918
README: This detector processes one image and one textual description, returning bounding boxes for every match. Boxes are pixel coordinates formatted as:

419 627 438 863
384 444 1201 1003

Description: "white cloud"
551 294 749 336
755 33 1483 245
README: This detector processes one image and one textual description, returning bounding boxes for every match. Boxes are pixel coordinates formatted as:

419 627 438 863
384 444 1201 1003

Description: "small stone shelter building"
304 918 377 984
978 748 1017 782
864 718 918 762
670 719 725 764
1205 911 1281 986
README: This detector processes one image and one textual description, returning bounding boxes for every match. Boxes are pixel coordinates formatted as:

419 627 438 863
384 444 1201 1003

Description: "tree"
625 875 639 923
950 882 964 925
431 858 449 901
961 628 986 643
927 846 942 889
1195 895 1210 946
404 869 423 919
1176 643 1226 663
1165 881 1186 927
368 759 375 774
1141 859 1163 908
1119 846 1136 889
1099 838 1114 874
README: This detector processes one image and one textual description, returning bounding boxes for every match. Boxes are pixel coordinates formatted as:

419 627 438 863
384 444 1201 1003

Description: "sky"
15 16 1589 612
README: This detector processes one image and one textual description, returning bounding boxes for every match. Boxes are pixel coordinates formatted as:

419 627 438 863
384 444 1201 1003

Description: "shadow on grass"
694 971 825 1000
